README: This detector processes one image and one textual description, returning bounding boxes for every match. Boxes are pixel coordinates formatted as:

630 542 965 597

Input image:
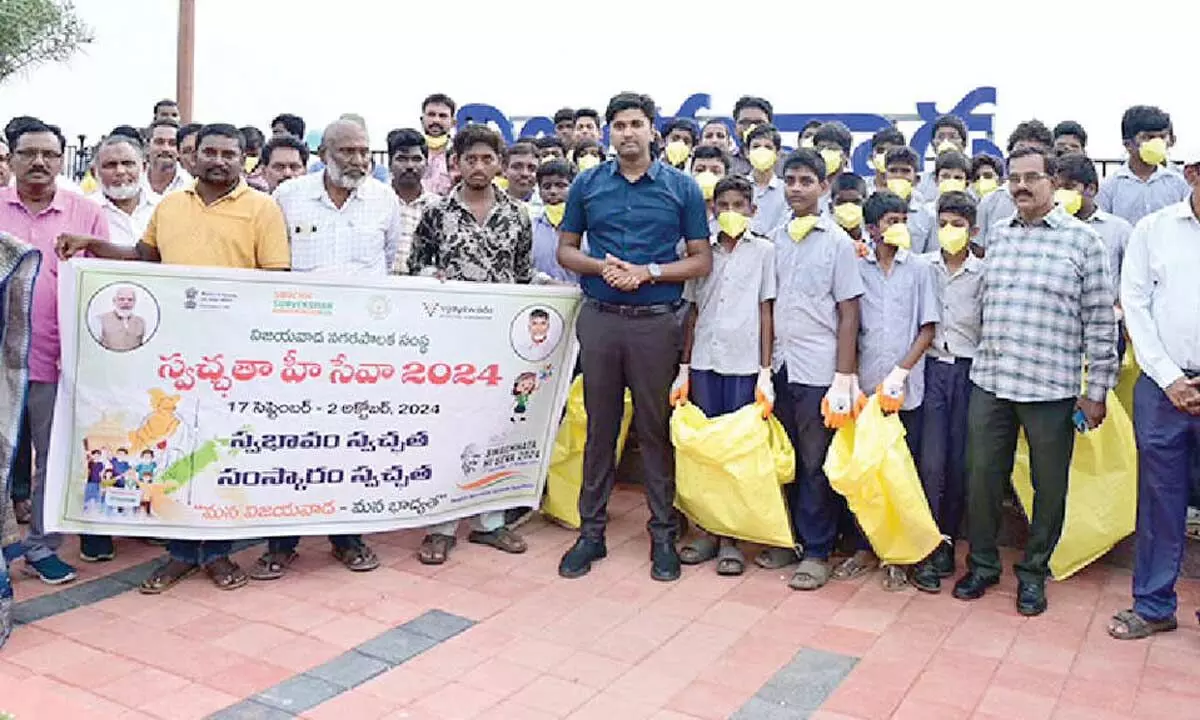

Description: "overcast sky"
0 0 1194 159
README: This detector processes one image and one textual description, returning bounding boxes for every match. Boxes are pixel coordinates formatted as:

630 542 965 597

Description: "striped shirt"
970 206 1118 403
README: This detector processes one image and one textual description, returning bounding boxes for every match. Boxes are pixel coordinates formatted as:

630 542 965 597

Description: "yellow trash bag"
1010 390 1137 580
541 376 634 528
1115 344 1140 416
670 402 795 548
824 395 942 564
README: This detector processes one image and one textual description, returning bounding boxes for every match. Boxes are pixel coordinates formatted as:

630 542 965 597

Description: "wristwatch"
647 263 662 283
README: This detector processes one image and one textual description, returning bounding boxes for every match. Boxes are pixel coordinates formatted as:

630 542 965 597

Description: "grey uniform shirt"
1082 209 1133 296
858 248 941 410
1097 163 1191 226
750 175 790 236
771 215 865 385
908 197 937 254
683 231 777 375
923 251 985 359
976 186 1017 249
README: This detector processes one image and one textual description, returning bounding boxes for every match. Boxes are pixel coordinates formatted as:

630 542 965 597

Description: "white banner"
46 260 580 539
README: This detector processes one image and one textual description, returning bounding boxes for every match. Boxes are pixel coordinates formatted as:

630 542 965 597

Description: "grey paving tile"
253 673 341 713
734 647 858 719
731 696 813 720
306 650 390 689
356 627 438 664
402 608 474 641
11 592 79 625
206 699 296 720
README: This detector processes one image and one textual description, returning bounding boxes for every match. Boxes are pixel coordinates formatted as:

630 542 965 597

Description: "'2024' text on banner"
47 260 581 540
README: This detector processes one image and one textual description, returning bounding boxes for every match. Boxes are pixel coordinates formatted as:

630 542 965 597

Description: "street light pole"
176 0 196 123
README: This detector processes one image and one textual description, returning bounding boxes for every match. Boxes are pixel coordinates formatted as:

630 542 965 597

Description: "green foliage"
0 0 93 82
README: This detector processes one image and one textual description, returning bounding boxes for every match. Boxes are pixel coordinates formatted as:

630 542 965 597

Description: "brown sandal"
204 557 248 591
249 551 298 581
881 565 910 592
418 534 457 565
139 559 198 594
332 543 380 572
832 550 878 581
1108 609 1178 640
468 527 527 554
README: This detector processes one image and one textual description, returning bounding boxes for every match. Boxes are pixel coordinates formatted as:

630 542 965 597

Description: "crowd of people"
0 91 1198 650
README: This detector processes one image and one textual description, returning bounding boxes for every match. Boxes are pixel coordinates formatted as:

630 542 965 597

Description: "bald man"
309 114 390 182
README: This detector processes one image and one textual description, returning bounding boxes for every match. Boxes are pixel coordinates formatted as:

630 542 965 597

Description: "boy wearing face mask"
798 120 822 150
671 176 777 576
1097 105 1190 226
1054 153 1132 359
662 118 698 170
745 124 790 235
970 154 1004 200
867 127 906 196
691 145 731 234
917 115 970 200
912 191 983 593
832 190 939 591
531 159 578 284
830 173 870 254
884 146 937 253
572 139 605 172
812 122 854 197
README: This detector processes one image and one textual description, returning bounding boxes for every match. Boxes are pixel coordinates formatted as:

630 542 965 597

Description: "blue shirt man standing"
556 92 712 582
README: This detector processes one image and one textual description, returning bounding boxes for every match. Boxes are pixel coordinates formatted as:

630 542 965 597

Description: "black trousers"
576 302 680 542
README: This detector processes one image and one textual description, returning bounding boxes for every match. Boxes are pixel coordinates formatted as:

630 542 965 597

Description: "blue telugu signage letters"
456 86 1003 177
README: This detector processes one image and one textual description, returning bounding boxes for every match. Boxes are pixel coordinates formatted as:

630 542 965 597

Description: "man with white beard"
91 286 146 351
253 118 401 581
88 135 160 247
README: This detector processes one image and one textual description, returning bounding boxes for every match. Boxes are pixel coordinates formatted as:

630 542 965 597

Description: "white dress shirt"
274 171 401 275
1122 199 1200 390
87 187 159 247
143 165 193 198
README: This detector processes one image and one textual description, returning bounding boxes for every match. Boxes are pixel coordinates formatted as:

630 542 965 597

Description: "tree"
0 0 93 83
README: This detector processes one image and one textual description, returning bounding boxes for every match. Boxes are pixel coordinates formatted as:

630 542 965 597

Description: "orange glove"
877 366 909 414
821 373 859 429
754 368 774 417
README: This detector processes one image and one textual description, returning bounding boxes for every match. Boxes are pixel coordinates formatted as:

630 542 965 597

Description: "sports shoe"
25 555 78 585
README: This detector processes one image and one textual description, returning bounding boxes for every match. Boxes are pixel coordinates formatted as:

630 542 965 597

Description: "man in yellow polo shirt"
58 123 289 593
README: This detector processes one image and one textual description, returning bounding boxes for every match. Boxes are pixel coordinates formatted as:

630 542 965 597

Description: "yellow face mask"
243 156 259 173
717 211 750 238
882 222 912 249
787 215 819 242
425 133 449 151
938 178 967 195
833 202 864 230
748 146 778 172
886 177 913 201
493 176 510 191
935 139 959 155
577 154 601 171
1055 188 1083 216
974 177 999 197
872 151 888 174
665 140 690 166
694 171 719 200
820 149 842 176
544 203 566 227
1139 137 1168 166
799 136 815 149
938 224 969 254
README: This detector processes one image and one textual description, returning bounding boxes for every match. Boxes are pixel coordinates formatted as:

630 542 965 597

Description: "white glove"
755 368 775 415
670 364 690 406
879 366 910 413
822 373 856 428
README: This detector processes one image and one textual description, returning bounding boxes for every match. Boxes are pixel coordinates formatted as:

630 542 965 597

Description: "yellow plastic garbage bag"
1010 390 1137 580
1115 344 1140 416
541 376 634 528
824 395 942 565
670 402 795 548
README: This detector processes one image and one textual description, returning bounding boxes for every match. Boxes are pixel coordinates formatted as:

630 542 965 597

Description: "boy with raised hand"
1097 105 1190 226
832 189 939 591
672 176 777 576
884 146 937 253
867 126 907 195
917 114 970 199
912 191 984 593
766 149 866 590
744 124 790 235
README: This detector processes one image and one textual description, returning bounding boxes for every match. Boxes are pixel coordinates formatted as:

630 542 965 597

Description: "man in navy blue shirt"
557 92 713 582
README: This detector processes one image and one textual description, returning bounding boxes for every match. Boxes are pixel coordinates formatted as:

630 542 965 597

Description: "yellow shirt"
142 181 290 269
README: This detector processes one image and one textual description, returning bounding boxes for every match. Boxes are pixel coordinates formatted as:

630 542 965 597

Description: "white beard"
327 163 366 190
104 183 141 201
113 307 133 319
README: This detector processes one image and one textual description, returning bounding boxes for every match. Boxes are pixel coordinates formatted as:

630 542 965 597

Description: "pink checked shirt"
0 186 109 383
421 150 453 196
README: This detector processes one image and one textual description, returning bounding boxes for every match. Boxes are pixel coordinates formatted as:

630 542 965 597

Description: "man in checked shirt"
953 146 1118 617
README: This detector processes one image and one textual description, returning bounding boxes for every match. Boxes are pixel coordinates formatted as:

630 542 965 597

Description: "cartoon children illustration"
85 448 106 510
110 447 131 478
511 372 539 422
135 449 157 480
137 472 156 516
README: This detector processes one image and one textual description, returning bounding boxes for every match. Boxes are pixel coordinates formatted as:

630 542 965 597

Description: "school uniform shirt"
971 206 1117 403
857 248 941 410
1097 163 1191 227
915 169 938 204
975 186 1017 249
770 214 865 385
750 175 790 236
1121 200 1200 390
682 230 777 376
907 197 937 254
1080 209 1133 296
531 211 578 284
275 172 401 275
923 251 985 359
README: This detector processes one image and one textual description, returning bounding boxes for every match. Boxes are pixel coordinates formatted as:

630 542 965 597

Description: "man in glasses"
953 144 1118 617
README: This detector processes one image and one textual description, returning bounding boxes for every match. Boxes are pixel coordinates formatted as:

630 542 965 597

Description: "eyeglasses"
14 148 63 161
1008 172 1050 186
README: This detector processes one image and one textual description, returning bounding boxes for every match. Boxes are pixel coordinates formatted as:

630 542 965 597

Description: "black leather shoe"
911 560 941 594
650 540 681 582
952 571 998 600
558 537 607 579
1017 580 1047 616
932 542 956 578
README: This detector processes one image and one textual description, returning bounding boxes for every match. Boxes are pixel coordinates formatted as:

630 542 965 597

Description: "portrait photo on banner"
85 281 162 353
